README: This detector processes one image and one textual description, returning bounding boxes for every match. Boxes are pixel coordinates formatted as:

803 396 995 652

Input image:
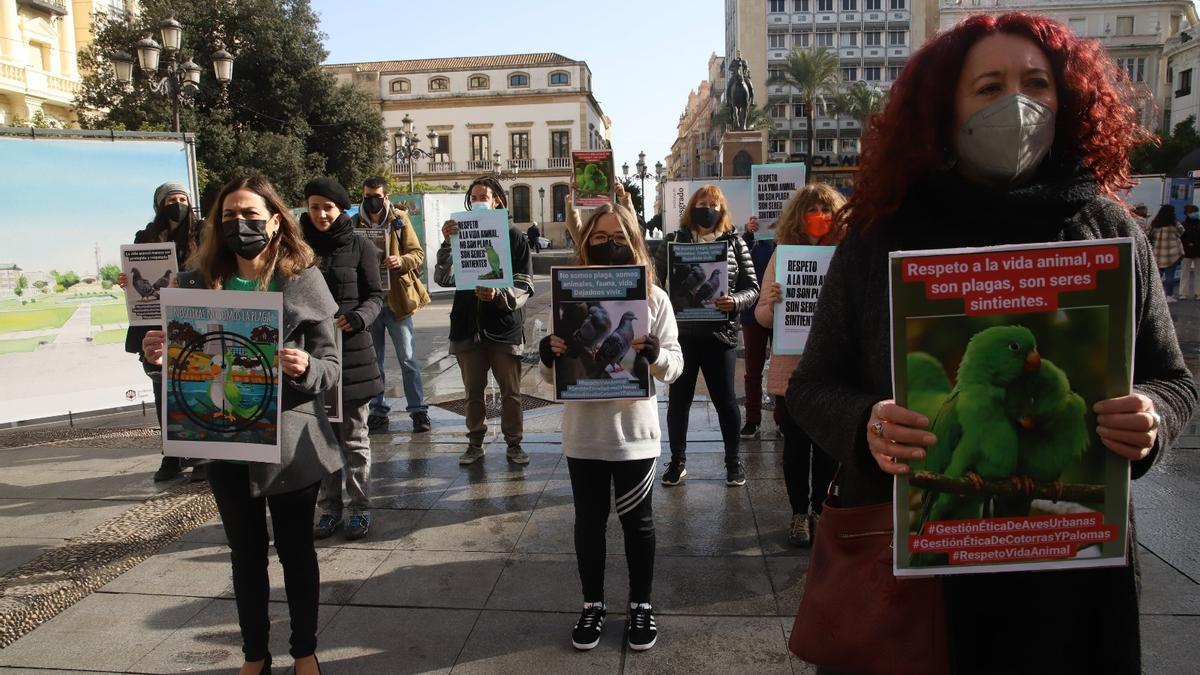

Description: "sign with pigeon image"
356 227 390 292
889 239 1134 576
450 208 514 289
551 265 652 401
120 243 178 327
667 242 729 322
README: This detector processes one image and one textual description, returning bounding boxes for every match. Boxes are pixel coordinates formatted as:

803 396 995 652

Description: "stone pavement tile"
128 597 335 674
514 502 578 554
101 540 232 598
780 617 819 675
0 467 164 501
653 507 763 557
0 537 60 576
0 592 210 672
0 669 118 674
1141 615 1200 675
453 609 623 673
373 452 466 479
1132 482 1200 582
350 550 507 609
397 510 529 553
1138 547 1200 615
430 476 549 513
765 556 809 618
178 515 228 544
263 546 389 605
656 478 753 512
652 555 777 616
0 497 137 540
622 615 792 675
682 452 785 480
371 474 456 510
452 451 561 482
317 508 426 551
747 479 809 557
486 553 630 613
315 605 478 675
0 444 152 474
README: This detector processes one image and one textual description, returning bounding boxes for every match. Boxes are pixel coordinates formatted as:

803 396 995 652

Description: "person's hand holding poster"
551 265 652 401
772 245 834 354
160 288 283 463
572 150 615 207
450 208 514 289
751 163 807 239
889 239 1134 576
120 243 178 327
667 241 729 322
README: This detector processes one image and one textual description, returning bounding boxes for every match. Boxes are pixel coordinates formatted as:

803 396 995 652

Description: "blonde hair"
191 175 315 290
576 203 657 286
680 185 734 235
773 183 848 246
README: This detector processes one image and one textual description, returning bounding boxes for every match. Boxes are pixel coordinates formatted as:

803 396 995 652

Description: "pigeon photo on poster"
667 241 729 322
120 243 178 327
551 265 652 401
356 227 390 292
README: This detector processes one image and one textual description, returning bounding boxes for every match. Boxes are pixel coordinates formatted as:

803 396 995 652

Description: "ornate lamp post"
538 186 546 224
620 151 664 222
491 149 518 181
111 16 233 133
392 114 439 194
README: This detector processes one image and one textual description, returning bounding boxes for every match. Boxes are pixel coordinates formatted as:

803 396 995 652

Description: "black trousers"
776 396 837 515
567 456 657 605
207 461 321 661
667 335 740 464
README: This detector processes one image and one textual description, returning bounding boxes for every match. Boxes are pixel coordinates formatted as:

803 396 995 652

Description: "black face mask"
363 196 386 214
588 241 634 265
221 218 272 260
162 202 189 225
691 206 719 229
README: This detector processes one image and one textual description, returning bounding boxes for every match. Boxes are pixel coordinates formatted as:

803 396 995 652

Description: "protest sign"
771 245 835 354
450 208 514 289
120 243 177 327
667 241 729 322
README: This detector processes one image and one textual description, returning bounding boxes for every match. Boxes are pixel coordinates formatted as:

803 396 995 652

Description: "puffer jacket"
653 228 759 347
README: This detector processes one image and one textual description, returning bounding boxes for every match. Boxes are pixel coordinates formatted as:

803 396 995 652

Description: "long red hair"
848 12 1149 233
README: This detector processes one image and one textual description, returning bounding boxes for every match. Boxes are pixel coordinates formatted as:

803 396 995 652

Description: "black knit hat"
303 177 352 211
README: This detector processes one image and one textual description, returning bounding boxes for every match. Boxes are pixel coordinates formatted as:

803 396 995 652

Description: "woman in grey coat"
144 176 340 675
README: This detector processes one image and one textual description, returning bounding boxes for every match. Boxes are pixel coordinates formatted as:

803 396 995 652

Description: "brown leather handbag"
788 487 950 675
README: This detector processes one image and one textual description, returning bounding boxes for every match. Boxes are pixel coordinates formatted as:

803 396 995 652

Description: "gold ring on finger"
872 421 885 438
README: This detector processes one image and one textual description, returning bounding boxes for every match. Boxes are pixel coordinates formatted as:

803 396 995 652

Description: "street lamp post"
538 186 545 224
491 150 518 181
111 16 233 133
391 113 439 194
620 151 664 223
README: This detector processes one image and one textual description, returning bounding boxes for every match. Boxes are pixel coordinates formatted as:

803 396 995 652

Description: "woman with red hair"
787 12 1196 673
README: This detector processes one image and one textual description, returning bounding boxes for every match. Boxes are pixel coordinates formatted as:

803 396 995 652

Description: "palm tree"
768 48 841 166
834 81 888 150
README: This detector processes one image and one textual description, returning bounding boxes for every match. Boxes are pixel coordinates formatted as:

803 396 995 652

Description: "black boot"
153 456 182 482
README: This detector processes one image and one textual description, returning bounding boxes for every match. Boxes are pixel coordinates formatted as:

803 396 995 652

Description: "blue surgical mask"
471 201 494 211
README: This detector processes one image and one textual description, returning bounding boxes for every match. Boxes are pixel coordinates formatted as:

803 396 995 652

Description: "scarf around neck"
300 212 355 254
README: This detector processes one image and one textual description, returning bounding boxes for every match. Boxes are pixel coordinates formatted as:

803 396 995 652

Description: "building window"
471 134 490 162
511 186 532 223
770 139 788 154
390 78 410 94
1115 16 1134 36
433 134 450 160
793 102 808 117
794 33 811 48
1068 18 1086 36
864 66 881 81
770 33 787 49
889 0 905 8
888 30 907 46
865 31 882 46
1172 14 1182 36
888 65 903 81
842 138 860 153
816 32 834 47
817 0 833 11
865 0 881 9
841 33 858 47
551 130 570 158
768 67 782 82
842 0 857 10
429 77 449 92
549 70 570 86
842 66 858 81
100 0 128 16
794 0 809 10
1118 57 1146 84
510 132 531 160
468 74 489 90
1177 69 1192 97
794 139 810 154
770 0 786 11
771 103 788 118
816 138 835 153
552 184 569 222
509 72 530 87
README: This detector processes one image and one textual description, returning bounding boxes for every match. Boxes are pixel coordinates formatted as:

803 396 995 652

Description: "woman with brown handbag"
786 12 1197 675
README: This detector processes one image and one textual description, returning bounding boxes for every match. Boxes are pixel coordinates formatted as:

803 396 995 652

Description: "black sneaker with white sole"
627 602 657 651
661 461 686 486
725 461 747 486
571 602 606 650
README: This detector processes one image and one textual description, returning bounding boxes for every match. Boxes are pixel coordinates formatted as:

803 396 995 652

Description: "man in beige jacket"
353 176 433 433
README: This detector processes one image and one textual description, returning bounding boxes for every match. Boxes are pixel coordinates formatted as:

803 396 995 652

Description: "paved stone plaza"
0 284 1197 674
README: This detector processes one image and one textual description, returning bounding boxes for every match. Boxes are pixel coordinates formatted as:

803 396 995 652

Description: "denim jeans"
369 306 427 416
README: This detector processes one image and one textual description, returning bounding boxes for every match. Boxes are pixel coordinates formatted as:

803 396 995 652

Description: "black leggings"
207 462 321 661
777 396 838 515
667 335 740 464
567 456 656 605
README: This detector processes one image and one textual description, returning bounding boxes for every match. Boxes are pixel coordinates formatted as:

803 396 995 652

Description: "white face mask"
956 93 1056 186
471 201 494 211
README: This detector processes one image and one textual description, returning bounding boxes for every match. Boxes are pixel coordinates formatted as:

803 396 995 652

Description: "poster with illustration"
890 239 1134 576
160 288 282 463
551 265 652 401
450 208 514 289
119 243 177 327
751 163 807 239
356 227 390 292
667 241 729 322
771 245 835 354
572 150 615 207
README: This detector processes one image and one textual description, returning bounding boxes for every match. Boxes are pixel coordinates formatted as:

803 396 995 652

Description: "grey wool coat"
177 266 344 497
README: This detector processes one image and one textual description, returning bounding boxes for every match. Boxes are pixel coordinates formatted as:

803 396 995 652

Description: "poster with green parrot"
449 208 514 290
572 150 615 207
890 239 1134 576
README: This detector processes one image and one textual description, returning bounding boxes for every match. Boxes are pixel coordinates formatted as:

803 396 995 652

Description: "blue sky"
310 0 727 209
0 138 190 274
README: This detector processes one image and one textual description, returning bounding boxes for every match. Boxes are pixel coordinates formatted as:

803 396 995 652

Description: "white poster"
120 243 177 327
751 163 807 238
663 179 754 234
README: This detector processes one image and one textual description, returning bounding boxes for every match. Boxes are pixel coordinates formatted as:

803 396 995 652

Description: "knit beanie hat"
153 181 189 213
303 177 352 211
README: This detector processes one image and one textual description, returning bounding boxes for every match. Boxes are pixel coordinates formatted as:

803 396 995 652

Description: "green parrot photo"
905 351 953 424
913 325 1042 540
478 242 505 280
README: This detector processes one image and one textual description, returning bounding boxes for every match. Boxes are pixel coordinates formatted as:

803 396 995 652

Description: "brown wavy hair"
680 185 734 235
190 175 315 290
576 203 656 286
847 12 1149 233
773 183 848 246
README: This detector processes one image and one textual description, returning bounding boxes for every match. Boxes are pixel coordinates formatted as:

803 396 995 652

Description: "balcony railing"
467 159 493 172
0 63 25 83
427 161 456 173
17 0 67 16
547 156 572 169
392 161 413 174
508 158 535 170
